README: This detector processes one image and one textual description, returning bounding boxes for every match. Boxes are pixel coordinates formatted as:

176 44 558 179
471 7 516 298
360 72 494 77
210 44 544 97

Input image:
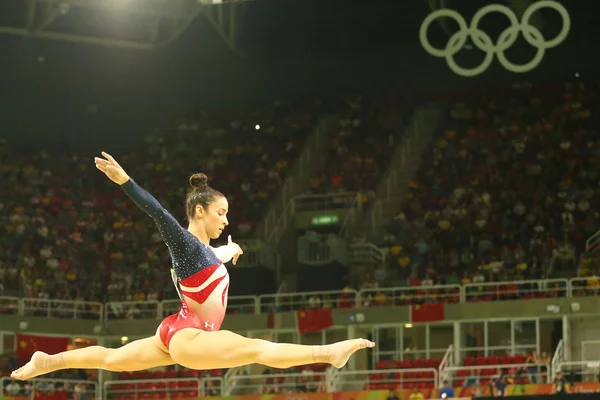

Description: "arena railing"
585 228 600 252
7 278 598 320
552 339 565 381
443 362 551 386
556 361 600 383
104 300 160 320
347 242 387 270
332 368 438 392
568 277 600 297
297 234 349 266
0 296 19 315
463 279 568 302
358 284 461 307
225 371 327 395
20 298 104 320
438 345 455 385
160 295 259 318
104 368 437 396
0 377 99 399
293 192 361 212
103 377 220 399
257 289 358 313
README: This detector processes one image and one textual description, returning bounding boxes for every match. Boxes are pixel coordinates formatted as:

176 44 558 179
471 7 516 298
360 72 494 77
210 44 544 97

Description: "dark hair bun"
189 173 209 191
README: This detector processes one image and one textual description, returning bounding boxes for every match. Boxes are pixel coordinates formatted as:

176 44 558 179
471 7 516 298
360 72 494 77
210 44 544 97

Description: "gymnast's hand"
94 151 130 185
228 235 244 265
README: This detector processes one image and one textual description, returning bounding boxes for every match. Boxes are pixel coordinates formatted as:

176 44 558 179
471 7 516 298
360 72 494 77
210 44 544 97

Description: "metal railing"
585 229 600 252
438 345 455 385
226 371 327 395
1 377 99 399
257 290 358 313
298 235 348 266
294 192 360 212
104 377 222 399
445 363 551 386
2 278 598 320
552 339 565 380
235 239 278 269
463 279 568 302
21 298 103 320
569 277 600 297
360 284 462 307
556 361 600 383
160 296 260 318
104 301 160 320
348 242 387 270
0 296 19 315
98 368 441 397
334 368 438 392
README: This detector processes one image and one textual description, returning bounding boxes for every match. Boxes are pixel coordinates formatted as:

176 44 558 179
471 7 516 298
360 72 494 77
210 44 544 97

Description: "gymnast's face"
196 195 229 239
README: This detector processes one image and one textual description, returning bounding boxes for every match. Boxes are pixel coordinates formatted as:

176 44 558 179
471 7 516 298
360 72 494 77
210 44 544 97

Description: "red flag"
267 313 283 329
296 309 333 334
411 303 445 323
16 334 69 364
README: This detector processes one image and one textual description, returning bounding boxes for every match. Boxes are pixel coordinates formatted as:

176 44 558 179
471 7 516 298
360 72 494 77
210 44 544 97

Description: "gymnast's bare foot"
11 352 62 380
328 339 375 368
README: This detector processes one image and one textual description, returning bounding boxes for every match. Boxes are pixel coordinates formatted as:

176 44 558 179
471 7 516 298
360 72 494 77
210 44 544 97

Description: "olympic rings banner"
419 0 570 77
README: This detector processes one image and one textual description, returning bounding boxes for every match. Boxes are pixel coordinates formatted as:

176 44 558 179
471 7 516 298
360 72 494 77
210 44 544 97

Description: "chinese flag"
296 309 333 334
411 303 445 323
16 334 69 364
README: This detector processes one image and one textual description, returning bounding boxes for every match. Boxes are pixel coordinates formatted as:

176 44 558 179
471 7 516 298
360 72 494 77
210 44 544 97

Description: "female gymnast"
12 152 374 380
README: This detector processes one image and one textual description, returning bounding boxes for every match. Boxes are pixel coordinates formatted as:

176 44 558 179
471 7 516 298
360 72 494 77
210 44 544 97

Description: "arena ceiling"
0 0 248 53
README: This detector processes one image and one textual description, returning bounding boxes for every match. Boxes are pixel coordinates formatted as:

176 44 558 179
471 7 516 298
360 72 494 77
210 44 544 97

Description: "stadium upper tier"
385 81 598 280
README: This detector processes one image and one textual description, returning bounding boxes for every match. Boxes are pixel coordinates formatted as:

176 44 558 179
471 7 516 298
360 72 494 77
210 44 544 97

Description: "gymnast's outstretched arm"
95 152 189 256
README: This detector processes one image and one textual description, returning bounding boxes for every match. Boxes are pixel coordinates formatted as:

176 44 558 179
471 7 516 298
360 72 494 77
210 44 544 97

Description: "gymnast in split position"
12 152 374 380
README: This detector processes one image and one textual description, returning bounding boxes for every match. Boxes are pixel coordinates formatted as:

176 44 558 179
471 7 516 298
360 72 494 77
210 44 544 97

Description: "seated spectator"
385 81 600 284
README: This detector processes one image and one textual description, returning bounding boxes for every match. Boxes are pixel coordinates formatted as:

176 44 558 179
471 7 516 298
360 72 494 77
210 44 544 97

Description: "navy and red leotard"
121 179 229 347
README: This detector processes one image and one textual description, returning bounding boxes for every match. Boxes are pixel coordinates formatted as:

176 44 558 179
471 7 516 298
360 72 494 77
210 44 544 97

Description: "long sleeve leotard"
120 178 222 280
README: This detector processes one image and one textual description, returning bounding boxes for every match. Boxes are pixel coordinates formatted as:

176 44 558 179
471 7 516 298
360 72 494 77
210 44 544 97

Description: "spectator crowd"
383 81 600 288
0 99 325 303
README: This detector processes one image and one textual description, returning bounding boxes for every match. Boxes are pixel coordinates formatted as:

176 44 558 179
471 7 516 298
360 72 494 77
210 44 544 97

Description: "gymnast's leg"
11 334 174 380
168 328 374 370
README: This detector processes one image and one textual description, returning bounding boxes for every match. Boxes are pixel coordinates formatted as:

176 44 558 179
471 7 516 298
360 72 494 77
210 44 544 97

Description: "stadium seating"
386 81 596 282
0 100 321 301
305 97 405 199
